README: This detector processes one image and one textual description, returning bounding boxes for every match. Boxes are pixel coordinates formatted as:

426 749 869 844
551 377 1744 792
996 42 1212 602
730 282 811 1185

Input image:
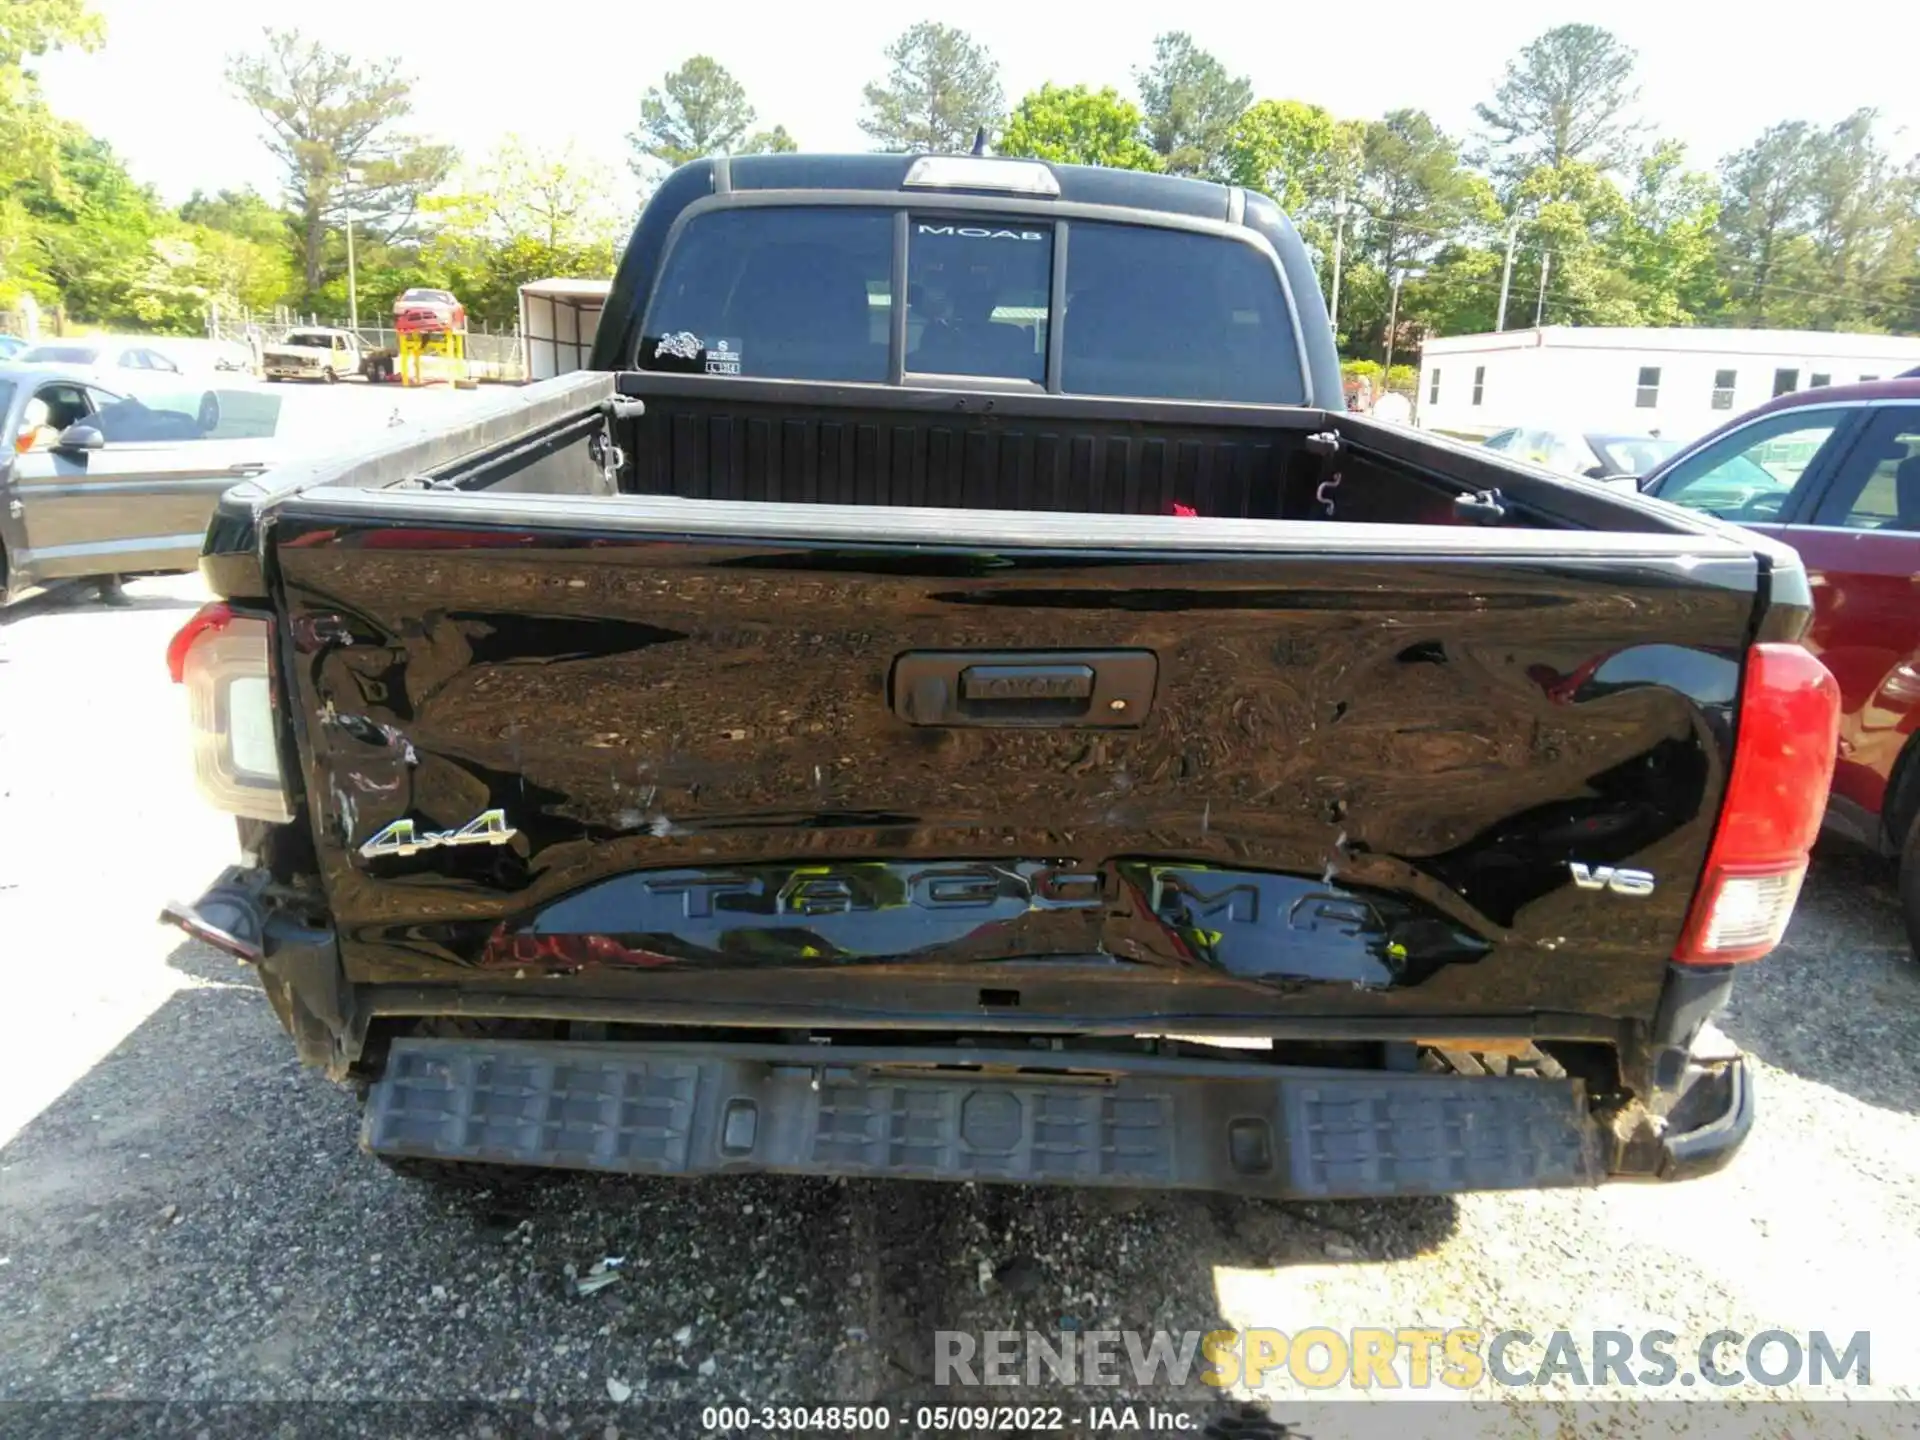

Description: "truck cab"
263 328 361 384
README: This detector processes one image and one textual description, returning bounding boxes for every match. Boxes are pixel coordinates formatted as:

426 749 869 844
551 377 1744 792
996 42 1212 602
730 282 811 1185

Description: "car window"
1540 432 1595 475
1813 407 1920 532
90 387 283 444
906 218 1050 382
1061 222 1302 404
24 345 99 366
28 382 94 438
1482 429 1518 452
1651 410 1849 523
642 206 894 384
1595 437 1680 476
144 349 179 373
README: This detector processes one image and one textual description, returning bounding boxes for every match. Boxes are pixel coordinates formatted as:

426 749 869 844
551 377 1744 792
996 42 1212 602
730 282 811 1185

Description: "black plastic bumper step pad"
363 1038 1602 1199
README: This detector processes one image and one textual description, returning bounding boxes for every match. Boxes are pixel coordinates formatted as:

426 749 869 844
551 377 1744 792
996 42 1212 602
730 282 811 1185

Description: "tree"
0 0 102 303
629 56 770 175
418 138 625 325
1228 100 1343 213
1514 160 1642 327
999 84 1157 170
178 187 297 316
1716 120 1822 324
1621 142 1724 325
1801 110 1902 330
859 22 1002 154
17 129 162 323
226 28 455 299
180 187 286 247
431 138 625 255
0 0 101 183
1135 32 1251 181
741 124 798 154
1343 110 1499 356
1475 24 1642 184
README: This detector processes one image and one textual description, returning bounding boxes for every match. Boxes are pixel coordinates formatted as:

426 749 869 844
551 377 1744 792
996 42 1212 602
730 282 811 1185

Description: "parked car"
1482 426 1681 482
163 152 1838 1208
1641 376 1920 946
18 339 182 375
392 286 465 333
0 364 282 602
262 327 395 383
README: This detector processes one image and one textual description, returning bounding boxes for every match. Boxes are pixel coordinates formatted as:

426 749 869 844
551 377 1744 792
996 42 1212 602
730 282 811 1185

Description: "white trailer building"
1417 327 1920 443
518 277 613 381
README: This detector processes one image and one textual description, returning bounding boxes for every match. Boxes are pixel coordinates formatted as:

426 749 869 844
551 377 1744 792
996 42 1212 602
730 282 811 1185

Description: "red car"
1642 376 1920 945
392 287 465 334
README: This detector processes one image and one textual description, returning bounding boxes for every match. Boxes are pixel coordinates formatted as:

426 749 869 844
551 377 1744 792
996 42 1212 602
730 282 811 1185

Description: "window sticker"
654 331 702 362
706 338 743 376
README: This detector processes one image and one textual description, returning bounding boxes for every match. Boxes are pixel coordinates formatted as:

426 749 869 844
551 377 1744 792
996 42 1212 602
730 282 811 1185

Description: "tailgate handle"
893 650 1157 728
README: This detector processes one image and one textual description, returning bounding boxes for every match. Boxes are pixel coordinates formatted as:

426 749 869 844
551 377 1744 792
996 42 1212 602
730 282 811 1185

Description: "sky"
34 0 1920 209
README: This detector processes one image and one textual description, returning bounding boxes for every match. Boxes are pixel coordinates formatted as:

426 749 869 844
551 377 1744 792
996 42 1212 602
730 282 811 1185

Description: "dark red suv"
1643 377 1920 946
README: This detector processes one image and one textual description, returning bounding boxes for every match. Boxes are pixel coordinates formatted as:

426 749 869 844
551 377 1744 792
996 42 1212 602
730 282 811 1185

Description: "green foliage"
1135 32 1250 180
180 187 285 247
859 23 1002 154
741 125 798 155
1000 85 1157 170
1619 143 1723 325
1229 100 1343 212
0 0 102 308
415 138 624 326
630 56 767 175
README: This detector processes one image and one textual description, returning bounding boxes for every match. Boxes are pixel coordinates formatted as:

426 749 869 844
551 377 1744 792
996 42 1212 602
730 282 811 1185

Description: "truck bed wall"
609 388 1470 525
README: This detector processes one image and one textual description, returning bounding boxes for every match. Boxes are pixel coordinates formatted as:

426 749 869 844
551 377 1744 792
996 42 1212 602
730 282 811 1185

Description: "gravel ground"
2 564 1917 1439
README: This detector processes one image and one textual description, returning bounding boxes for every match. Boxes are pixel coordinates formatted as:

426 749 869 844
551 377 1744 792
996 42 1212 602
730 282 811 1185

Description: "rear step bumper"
365 1037 1631 1199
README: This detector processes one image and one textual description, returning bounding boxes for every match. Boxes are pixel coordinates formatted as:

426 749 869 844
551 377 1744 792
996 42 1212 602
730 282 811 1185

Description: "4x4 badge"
360 808 517 860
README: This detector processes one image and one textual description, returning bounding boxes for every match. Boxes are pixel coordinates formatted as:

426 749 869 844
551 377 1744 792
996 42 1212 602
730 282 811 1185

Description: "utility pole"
1495 222 1519 331
1534 249 1551 328
1328 187 1347 334
1383 268 1406 377
343 169 362 335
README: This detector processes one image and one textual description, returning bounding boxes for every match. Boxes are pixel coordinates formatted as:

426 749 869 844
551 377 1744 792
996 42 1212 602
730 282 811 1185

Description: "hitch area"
361 1034 1608 1201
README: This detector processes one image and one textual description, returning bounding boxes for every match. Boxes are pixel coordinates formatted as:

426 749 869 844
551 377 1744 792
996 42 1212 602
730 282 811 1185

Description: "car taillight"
168 602 293 823
1673 643 1840 965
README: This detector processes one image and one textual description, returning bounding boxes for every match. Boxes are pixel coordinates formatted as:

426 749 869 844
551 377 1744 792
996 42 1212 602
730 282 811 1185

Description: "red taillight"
167 601 233 684
1674 643 1840 965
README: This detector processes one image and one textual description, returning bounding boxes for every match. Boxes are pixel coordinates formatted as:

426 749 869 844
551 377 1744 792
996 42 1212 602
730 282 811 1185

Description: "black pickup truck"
166 153 1839 1201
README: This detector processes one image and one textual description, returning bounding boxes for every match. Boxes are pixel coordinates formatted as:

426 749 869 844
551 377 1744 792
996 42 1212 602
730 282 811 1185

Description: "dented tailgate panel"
270 516 1752 1023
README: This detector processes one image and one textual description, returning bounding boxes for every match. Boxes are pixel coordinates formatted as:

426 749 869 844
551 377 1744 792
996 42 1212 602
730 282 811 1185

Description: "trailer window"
641 207 893 383
1060 223 1302 404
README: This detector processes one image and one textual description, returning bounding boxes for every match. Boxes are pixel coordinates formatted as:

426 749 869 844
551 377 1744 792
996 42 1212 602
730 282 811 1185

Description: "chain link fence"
206 307 526 381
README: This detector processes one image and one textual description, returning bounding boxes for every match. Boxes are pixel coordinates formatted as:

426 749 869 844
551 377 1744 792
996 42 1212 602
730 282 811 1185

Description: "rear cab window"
639 204 1304 404
642 207 893 383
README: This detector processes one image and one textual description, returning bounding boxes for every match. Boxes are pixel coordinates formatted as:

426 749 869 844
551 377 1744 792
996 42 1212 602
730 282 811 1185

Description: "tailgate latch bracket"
1305 430 1343 517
